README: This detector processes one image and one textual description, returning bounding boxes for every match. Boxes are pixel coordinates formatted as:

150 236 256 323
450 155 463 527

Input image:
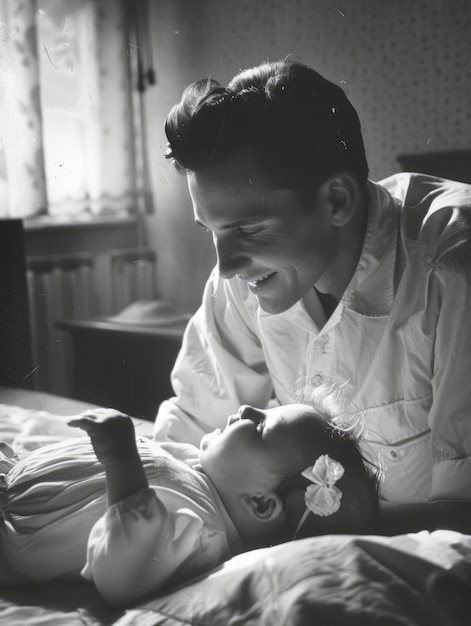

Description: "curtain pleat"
0 0 48 218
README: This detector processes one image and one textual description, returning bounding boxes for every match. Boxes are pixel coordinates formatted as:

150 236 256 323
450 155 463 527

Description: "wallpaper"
169 0 471 179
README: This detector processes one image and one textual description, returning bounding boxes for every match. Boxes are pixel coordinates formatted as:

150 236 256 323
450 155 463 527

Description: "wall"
144 0 471 311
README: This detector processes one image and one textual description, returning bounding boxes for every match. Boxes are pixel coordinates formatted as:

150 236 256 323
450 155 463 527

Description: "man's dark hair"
165 58 369 189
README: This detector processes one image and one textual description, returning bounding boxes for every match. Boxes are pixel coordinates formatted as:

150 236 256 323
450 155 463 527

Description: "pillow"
115 533 466 625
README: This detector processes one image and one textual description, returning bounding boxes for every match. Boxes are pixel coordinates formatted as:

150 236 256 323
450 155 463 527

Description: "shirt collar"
342 179 399 316
282 179 399 330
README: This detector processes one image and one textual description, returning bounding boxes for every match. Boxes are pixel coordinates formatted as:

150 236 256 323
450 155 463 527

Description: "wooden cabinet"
58 319 185 421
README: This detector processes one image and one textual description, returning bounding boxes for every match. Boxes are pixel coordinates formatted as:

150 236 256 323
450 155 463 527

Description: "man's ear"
241 493 284 522
318 172 360 227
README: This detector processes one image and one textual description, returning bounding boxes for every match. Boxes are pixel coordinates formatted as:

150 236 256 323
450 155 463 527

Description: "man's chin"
257 294 295 315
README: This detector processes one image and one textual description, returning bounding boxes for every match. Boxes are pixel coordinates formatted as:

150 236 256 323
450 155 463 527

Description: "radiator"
26 248 157 395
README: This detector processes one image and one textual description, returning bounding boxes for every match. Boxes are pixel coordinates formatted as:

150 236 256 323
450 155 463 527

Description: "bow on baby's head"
293 454 345 538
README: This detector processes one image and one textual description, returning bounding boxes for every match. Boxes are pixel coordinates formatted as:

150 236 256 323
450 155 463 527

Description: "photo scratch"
61 15 69 35
42 45 58 68
158 164 174 190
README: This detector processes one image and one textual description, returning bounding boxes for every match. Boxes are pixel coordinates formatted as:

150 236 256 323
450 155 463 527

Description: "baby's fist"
69 409 136 464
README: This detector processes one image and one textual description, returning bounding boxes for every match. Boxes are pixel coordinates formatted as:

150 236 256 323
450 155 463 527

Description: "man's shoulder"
377 173 471 262
377 172 471 208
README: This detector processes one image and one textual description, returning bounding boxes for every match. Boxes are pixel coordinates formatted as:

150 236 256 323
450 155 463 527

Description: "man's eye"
236 225 263 237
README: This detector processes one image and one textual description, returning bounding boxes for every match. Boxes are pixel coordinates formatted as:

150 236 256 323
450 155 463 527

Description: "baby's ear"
241 493 284 522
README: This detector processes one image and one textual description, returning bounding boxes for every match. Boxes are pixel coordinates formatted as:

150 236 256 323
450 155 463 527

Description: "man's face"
188 157 337 314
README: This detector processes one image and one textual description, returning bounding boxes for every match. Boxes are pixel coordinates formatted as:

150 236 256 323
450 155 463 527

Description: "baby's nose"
238 405 264 423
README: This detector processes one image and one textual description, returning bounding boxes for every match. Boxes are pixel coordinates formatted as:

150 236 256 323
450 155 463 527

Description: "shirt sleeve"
81 488 228 607
153 268 273 445
428 252 471 500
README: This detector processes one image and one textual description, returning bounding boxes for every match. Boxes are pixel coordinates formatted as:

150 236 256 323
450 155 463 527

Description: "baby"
0 390 378 607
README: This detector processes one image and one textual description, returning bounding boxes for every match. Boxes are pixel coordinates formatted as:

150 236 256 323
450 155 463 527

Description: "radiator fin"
26 248 157 394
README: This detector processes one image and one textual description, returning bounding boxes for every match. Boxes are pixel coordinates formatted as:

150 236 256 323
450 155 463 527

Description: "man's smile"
241 272 277 290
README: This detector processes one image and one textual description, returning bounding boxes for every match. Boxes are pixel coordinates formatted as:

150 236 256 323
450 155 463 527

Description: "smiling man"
154 58 471 534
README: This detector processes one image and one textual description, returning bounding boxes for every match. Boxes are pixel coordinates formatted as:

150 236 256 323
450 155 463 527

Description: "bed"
1 220 470 624
0 387 470 626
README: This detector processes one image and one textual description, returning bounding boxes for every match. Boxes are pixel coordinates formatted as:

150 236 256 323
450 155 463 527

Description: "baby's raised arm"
68 410 213 607
69 410 148 506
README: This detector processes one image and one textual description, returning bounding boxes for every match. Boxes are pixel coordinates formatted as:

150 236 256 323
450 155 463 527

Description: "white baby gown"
0 437 241 605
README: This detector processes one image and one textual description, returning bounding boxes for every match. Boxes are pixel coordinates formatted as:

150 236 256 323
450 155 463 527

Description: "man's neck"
316 186 369 302
314 288 338 320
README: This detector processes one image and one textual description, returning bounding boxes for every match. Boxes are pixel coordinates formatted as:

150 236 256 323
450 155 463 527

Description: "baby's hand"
68 409 136 464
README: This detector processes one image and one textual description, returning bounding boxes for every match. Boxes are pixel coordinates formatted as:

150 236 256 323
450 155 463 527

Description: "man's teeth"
249 273 271 286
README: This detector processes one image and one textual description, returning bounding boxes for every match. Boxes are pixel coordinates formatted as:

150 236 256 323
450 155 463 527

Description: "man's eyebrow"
195 216 267 230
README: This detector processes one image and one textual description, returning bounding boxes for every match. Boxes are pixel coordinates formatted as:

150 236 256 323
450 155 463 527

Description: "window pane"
38 0 90 214
38 0 135 216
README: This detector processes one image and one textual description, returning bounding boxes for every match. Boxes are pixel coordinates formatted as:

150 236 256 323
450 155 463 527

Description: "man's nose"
214 233 249 279
238 405 264 423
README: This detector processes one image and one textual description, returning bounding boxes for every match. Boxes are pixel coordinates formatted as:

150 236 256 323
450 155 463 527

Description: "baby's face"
199 403 317 497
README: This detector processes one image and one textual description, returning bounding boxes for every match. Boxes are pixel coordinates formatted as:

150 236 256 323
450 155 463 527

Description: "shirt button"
388 449 399 461
311 373 324 386
318 335 329 352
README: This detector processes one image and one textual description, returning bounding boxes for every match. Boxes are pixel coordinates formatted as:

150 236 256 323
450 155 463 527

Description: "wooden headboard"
397 149 471 184
0 219 34 389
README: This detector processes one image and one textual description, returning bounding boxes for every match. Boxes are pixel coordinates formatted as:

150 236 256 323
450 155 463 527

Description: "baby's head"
199 388 378 548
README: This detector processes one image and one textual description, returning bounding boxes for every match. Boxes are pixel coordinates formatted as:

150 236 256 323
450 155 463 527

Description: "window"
0 0 153 220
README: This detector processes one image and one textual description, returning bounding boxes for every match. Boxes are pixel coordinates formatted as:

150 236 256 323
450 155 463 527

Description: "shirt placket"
305 327 335 390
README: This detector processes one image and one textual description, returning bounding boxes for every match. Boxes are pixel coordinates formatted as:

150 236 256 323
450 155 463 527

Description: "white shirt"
154 173 471 504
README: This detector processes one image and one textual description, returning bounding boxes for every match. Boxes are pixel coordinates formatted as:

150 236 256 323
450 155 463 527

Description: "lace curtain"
0 0 153 219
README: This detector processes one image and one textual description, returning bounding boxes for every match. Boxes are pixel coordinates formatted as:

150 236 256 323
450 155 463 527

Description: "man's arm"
154 268 273 444
419 248 471 513
379 501 471 536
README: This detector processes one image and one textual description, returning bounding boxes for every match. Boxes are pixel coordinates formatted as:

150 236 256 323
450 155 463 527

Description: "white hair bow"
294 454 345 538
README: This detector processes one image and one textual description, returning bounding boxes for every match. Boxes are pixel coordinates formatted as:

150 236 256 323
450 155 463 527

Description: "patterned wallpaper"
166 0 471 180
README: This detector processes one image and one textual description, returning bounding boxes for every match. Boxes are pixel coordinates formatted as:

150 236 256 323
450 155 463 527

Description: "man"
154 59 471 533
